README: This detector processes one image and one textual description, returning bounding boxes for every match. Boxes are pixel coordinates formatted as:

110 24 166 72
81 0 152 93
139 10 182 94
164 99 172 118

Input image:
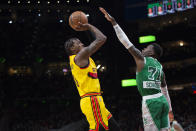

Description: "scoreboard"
148 0 196 17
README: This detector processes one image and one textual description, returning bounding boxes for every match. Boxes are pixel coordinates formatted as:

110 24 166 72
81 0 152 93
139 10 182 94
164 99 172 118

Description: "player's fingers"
75 26 80 30
99 7 113 20
99 7 108 15
79 22 88 26
99 7 105 12
104 15 110 20
77 22 88 29
77 22 83 26
75 22 82 29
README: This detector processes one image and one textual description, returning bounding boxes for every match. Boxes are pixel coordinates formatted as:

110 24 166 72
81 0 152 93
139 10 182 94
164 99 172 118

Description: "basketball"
69 11 88 31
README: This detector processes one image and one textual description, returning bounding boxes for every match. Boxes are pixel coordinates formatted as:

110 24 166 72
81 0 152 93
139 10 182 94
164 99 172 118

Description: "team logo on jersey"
88 72 98 79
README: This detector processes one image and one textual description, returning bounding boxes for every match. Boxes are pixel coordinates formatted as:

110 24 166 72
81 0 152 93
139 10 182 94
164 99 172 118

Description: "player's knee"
108 117 121 131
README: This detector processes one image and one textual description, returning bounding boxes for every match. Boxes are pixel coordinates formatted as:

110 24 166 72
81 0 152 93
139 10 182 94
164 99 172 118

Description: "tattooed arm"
75 23 107 68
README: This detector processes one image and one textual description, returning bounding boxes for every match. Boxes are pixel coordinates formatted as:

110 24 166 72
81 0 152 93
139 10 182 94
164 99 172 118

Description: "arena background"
0 0 196 130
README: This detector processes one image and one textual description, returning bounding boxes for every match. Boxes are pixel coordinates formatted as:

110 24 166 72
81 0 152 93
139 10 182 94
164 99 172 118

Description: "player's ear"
148 51 154 56
71 46 74 50
70 46 75 53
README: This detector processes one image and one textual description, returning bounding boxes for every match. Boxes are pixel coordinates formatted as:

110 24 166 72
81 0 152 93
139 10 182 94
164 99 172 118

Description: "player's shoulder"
144 57 152 63
144 56 153 60
69 55 76 60
148 57 161 63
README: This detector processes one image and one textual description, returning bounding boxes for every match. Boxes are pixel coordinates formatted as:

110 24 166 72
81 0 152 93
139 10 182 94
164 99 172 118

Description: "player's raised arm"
75 23 107 67
99 7 144 70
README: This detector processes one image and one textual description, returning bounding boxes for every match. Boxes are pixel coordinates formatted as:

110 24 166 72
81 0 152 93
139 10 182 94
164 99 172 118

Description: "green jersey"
136 57 163 96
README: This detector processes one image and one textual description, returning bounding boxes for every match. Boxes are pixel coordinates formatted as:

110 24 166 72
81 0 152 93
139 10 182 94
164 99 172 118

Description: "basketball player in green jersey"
100 7 173 131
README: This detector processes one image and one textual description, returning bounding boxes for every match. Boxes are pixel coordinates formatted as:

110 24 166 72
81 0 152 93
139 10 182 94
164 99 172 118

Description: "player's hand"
75 22 90 31
169 111 174 122
99 7 116 25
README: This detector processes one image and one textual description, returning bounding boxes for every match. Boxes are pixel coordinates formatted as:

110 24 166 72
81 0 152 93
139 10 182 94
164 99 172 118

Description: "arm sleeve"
113 24 133 49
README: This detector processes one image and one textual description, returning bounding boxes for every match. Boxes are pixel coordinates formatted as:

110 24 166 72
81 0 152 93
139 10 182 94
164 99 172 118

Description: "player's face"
142 45 154 57
71 39 84 54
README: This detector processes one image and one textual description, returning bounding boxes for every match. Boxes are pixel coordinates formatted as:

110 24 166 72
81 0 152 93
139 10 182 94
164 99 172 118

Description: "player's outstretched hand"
75 22 90 31
99 7 116 25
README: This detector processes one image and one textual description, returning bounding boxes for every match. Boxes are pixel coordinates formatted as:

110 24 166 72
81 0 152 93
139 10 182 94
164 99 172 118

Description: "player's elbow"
97 35 107 44
102 35 107 43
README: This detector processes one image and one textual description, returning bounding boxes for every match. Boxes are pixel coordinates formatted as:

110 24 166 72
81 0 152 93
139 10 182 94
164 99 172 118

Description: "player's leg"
160 97 170 131
142 100 159 131
95 96 121 131
108 116 121 131
99 118 121 131
80 97 99 130
98 125 105 131
90 96 109 130
142 97 167 131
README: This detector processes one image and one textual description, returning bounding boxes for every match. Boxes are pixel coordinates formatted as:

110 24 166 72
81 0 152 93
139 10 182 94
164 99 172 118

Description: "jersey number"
148 66 161 81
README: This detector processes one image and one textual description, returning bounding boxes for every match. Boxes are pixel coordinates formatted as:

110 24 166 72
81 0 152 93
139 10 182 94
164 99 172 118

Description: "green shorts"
142 94 170 131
